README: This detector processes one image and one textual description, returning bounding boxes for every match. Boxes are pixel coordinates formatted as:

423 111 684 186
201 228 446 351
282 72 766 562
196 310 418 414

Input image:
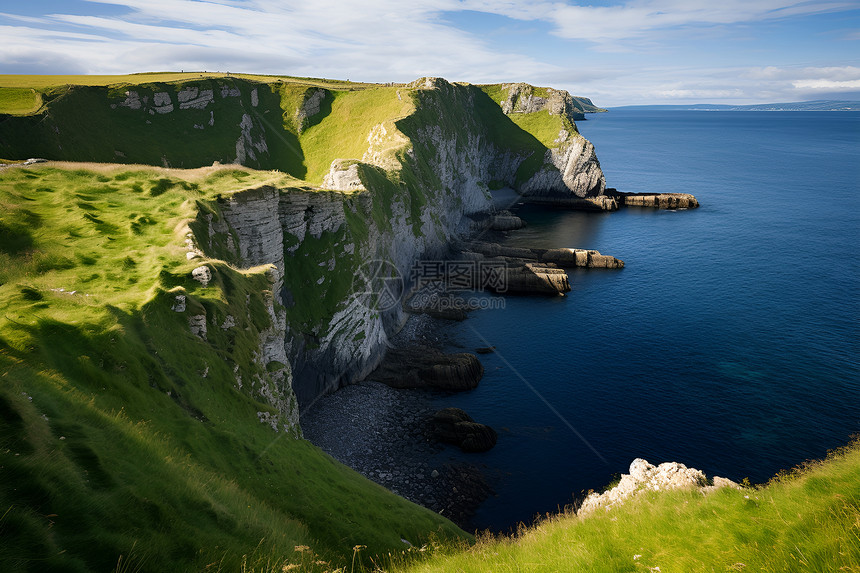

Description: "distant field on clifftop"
0 71 386 90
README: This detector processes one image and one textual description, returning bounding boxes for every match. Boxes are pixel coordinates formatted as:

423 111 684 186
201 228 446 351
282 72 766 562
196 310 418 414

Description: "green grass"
0 87 42 115
507 110 566 148
0 164 467 572
391 441 860 572
300 87 414 184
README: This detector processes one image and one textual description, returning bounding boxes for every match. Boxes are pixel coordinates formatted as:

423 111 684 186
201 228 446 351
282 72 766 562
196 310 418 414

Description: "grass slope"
0 163 466 572
393 442 860 572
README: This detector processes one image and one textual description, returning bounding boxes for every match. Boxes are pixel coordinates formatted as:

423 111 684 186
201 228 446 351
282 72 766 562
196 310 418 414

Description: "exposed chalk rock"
179 88 214 110
188 314 207 339
322 161 365 191
578 458 741 517
295 88 327 133
119 91 141 110
171 294 186 312
191 265 212 286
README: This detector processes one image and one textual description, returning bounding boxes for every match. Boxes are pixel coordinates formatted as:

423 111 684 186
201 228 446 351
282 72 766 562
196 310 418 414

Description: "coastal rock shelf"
521 194 619 211
605 189 700 209
463 241 625 269
503 263 571 295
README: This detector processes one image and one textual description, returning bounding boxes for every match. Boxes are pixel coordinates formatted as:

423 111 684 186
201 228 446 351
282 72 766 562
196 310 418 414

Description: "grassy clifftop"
0 163 467 572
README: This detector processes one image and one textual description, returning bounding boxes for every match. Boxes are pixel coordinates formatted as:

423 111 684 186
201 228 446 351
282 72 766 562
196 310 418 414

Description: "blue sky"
1 0 858 105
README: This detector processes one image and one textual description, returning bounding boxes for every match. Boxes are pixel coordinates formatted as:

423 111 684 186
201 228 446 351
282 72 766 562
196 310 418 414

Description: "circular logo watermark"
352 259 404 311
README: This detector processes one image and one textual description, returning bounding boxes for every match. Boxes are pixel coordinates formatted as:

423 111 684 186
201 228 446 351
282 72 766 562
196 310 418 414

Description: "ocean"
430 110 860 532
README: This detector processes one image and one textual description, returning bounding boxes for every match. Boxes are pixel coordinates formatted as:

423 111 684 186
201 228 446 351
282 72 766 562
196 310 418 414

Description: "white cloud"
0 1 857 105
793 78 860 89
462 0 857 43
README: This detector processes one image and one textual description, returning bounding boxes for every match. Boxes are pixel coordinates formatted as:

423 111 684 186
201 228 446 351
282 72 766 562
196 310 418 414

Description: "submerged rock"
431 408 497 452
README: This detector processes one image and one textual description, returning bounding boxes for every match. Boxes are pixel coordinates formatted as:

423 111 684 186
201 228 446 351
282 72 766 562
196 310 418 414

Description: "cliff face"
191 77 608 408
1 75 607 410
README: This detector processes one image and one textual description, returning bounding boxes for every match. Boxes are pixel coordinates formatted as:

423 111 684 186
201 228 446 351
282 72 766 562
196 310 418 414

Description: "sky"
1 0 859 106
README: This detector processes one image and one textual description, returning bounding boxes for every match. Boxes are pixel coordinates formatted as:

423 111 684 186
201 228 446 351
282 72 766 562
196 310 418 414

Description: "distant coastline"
610 100 860 112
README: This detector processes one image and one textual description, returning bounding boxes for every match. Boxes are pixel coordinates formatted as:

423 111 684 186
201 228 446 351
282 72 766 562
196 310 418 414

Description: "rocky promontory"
578 458 741 517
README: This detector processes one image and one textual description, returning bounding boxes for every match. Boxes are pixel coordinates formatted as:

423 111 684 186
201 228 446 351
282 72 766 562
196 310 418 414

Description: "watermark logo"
410 260 507 293
352 259 404 311
354 258 507 312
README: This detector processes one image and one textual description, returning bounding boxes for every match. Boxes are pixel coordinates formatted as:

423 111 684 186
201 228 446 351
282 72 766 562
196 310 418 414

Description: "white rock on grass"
188 314 207 339
192 265 212 286
171 294 186 312
578 458 740 517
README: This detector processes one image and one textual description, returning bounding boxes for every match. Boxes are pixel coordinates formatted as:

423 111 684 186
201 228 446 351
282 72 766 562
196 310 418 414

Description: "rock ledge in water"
431 408 498 452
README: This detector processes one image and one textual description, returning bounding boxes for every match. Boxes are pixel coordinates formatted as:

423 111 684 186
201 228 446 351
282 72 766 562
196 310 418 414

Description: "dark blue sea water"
432 111 860 532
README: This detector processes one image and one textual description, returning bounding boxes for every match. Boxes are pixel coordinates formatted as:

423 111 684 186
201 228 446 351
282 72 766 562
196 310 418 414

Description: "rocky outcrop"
502 263 570 295
488 211 525 231
370 346 484 391
518 132 607 200
493 83 607 201
295 88 328 133
431 408 497 452
521 194 618 211
605 189 699 209
578 458 741 516
499 83 588 120
464 241 624 269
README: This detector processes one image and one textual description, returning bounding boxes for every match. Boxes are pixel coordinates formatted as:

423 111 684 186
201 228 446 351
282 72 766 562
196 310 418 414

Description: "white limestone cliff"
192 77 609 412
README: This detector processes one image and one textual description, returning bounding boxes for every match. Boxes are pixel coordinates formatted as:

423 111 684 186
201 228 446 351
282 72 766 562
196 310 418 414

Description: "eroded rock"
191 265 212 286
464 241 624 270
488 211 525 231
431 408 497 452
578 458 741 517
370 346 483 391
